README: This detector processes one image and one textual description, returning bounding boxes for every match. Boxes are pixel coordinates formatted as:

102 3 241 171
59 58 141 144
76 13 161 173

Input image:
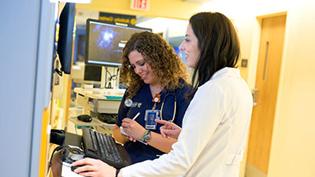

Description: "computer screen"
57 3 76 74
85 19 151 67
83 64 102 83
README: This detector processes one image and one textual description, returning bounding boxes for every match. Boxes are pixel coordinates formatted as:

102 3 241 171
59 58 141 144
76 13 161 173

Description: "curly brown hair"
120 31 188 98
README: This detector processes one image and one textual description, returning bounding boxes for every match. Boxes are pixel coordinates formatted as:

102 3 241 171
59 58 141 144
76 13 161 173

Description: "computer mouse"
77 114 92 122
71 164 85 172
62 146 84 164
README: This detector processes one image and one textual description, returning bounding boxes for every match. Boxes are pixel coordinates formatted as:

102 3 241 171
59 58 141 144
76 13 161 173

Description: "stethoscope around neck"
154 92 177 122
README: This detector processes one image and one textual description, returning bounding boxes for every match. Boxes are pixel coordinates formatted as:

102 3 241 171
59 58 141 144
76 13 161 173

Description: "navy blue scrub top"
116 80 192 164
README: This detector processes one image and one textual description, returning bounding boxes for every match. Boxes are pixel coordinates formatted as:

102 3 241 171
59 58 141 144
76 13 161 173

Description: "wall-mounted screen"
86 19 151 67
57 2 75 74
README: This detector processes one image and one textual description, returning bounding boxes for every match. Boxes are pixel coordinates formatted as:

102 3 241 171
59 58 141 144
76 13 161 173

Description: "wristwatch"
139 130 151 144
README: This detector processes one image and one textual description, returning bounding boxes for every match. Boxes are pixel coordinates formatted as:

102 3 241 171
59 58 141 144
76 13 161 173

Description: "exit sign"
131 0 149 11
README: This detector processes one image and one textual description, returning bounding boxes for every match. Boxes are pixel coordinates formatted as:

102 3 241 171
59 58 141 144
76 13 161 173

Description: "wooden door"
246 15 286 176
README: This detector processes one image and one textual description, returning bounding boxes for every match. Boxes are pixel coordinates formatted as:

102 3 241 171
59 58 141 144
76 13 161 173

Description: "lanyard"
152 93 161 110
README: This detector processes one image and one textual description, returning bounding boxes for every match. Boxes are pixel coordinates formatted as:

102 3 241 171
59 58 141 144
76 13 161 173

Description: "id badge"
144 110 160 130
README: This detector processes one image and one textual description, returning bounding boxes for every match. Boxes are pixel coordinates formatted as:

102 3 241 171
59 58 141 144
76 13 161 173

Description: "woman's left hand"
121 118 146 141
72 158 116 177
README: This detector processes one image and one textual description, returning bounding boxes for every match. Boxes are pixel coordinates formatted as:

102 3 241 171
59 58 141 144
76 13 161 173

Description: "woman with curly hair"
112 31 192 164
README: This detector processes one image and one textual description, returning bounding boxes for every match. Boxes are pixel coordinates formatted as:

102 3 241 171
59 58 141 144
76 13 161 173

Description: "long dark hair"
190 12 240 91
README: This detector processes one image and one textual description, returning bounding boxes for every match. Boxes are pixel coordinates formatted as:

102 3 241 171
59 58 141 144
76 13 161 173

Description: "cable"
48 145 64 170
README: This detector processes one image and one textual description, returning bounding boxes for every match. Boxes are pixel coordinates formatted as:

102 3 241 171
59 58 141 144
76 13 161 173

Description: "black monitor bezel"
57 3 76 74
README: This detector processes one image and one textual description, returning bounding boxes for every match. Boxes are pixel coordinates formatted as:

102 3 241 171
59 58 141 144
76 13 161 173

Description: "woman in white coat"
72 12 253 177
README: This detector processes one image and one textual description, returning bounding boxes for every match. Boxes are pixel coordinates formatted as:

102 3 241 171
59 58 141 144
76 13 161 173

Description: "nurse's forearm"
147 132 177 153
112 125 128 144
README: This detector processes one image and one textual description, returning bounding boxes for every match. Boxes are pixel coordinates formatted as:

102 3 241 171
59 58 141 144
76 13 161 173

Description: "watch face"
142 130 151 143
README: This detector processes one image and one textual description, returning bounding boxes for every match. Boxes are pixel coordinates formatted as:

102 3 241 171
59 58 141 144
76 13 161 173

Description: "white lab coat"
120 67 253 177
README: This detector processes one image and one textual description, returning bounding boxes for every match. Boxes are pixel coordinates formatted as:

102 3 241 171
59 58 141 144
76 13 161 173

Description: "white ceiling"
136 17 188 37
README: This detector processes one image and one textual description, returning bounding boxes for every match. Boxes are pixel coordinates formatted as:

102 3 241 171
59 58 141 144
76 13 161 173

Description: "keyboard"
82 128 131 169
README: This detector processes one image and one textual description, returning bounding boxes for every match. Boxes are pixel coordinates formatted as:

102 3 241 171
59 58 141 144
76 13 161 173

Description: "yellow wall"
77 0 201 19
267 1 315 176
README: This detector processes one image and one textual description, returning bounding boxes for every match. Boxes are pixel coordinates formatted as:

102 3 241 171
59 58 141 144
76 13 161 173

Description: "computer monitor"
85 19 151 67
71 62 103 87
57 3 76 74
83 64 102 84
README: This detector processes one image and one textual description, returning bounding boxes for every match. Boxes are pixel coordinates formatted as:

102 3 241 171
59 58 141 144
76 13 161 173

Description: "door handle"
263 41 270 80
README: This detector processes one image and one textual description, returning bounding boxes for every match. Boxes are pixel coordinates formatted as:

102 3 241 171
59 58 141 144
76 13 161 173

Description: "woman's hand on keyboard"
71 158 116 177
121 118 146 141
